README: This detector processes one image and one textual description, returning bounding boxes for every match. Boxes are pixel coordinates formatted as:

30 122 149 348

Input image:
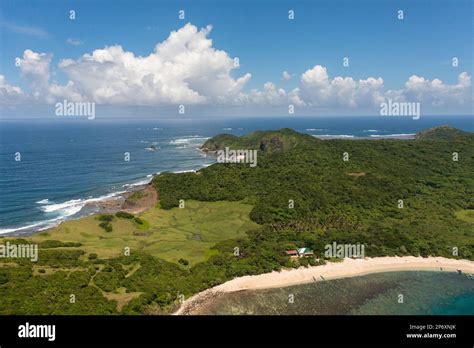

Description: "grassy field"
101 288 143 312
28 200 259 265
455 209 474 225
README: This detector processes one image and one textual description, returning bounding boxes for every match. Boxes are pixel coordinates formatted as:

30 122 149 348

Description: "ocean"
190 271 474 315
0 115 473 234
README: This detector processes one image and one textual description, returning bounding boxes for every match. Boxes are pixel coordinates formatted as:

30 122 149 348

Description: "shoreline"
0 125 464 237
312 134 415 140
1 147 211 238
174 256 474 315
0 179 156 237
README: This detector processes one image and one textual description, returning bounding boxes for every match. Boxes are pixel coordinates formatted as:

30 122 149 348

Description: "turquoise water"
431 292 474 315
194 271 474 315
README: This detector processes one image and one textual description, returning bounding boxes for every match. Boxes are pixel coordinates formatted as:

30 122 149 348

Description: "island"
0 125 472 315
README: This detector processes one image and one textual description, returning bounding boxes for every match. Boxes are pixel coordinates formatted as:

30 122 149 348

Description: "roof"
286 250 298 255
298 247 313 254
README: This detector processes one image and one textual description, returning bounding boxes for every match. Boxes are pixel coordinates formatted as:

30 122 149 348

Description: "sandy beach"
174 256 474 315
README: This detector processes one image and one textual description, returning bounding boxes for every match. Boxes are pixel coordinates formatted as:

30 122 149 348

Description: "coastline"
0 138 212 238
174 256 474 315
312 133 416 140
0 179 156 237
0 124 465 237
0 152 207 238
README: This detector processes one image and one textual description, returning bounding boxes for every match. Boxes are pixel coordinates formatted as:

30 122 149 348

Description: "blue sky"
0 0 472 116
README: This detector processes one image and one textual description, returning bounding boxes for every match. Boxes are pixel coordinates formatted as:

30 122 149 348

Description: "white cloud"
2 24 472 114
66 38 84 46
297 65 385 108
0 22 50 38
54 23 250 105
286 65 471 111
385 72 472 107
18 49 82 103
282 70 292 81
247 82 288 105
19 50 52 94
0 75 25 104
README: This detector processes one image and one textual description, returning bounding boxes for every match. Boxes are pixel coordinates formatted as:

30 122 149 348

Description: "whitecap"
0 219 62 235
315 134 355 138
40 199 84 213
170 136 209 145
36 199 50 204
370 133 415 138
173 169 196 174
122 178 152 188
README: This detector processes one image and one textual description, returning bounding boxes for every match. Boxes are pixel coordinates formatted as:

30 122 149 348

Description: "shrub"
98 214 114 222
127 191 144 202
99 222 113 232
38 240 63 249
64 242 82 247
102 265 114 272
39 240 83 248
178 258 189 266
116 211 134 219
134 217 144 225
88 253 98 260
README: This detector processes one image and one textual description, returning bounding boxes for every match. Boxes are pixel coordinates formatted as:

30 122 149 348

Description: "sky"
0 0 472 118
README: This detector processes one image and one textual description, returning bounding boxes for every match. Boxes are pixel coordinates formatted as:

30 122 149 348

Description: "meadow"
27 200 259 265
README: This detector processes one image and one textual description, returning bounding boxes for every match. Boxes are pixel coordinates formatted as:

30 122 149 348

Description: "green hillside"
414 125 471 140
155 126 474 258
201 128 318 153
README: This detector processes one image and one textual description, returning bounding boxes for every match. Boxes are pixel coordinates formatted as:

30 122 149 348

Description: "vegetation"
126 191 145 203
38 240 82 248
88 253 98 260
98 214 114 222
97 214 114 232
178 258 189 266
456 209 474 225
9 200 258 263
116 211 135 219
155 126 474 259
0 126 472 314
99 222 113 232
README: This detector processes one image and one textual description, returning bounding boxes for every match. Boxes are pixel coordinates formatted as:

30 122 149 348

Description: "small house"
286 248 314 258
297 247 314 257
